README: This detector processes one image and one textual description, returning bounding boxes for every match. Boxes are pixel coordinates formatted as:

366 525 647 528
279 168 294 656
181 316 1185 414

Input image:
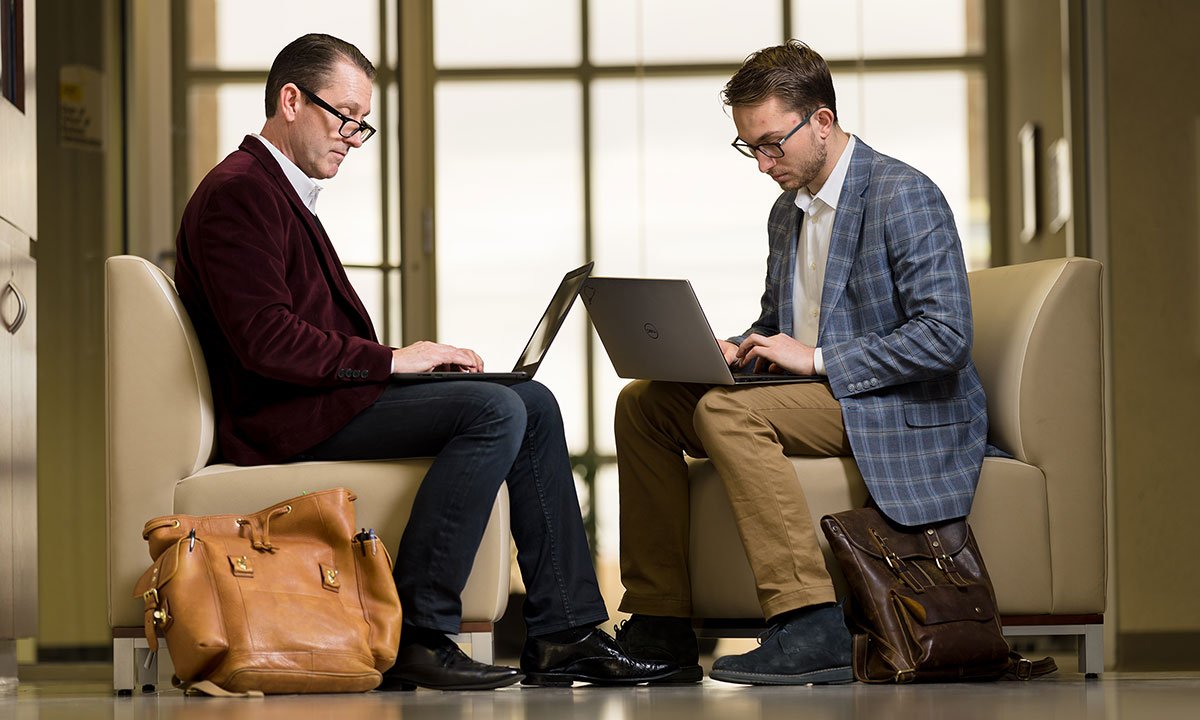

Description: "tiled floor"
5 663 1200 720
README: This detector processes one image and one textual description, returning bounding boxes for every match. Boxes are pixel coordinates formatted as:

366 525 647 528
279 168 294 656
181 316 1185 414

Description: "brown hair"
722 40 837 120
264 33 376 118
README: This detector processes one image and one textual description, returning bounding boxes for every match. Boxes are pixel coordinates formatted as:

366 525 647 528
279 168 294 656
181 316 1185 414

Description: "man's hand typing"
391 341 484 374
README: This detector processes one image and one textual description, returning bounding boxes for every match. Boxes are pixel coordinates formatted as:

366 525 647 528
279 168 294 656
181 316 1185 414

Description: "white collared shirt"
251 133 323 215
793 135 856 375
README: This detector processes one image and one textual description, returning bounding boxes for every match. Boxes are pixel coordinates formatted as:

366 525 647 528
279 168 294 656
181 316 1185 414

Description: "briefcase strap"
173 676 265 698
1003 652 1058 681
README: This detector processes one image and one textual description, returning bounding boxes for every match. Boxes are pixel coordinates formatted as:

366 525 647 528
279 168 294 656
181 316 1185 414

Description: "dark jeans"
300 379 607 636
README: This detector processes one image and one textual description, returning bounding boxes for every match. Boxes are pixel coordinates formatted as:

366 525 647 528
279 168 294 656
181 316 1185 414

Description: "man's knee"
515 379 560 417
693 388 752 442
469 384 528 439
615 380 653 430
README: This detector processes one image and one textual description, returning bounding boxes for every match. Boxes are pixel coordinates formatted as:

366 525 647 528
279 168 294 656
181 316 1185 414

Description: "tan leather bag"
820 506 1055 683
133 488 401 695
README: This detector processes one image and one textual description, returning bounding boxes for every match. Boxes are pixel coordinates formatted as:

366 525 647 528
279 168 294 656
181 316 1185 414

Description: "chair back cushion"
106 255 216 482
968 257 1103 471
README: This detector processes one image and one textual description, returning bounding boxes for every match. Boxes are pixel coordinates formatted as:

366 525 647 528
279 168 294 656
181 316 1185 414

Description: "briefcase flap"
823 509 970 561
893 583 996 625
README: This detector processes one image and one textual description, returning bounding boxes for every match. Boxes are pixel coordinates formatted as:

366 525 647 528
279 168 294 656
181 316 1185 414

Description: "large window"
174 0 992 606
431 1 990 571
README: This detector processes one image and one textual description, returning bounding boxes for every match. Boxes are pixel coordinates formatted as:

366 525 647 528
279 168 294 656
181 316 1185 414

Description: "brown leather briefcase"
821 506 1055 683
133 487 401 695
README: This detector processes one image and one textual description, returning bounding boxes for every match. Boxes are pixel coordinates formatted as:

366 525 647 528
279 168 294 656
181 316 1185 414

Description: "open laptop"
582 276 822 386
392 262 593 385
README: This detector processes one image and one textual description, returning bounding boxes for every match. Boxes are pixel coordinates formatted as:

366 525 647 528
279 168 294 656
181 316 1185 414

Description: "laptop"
581 276 822 386
392 262 593 385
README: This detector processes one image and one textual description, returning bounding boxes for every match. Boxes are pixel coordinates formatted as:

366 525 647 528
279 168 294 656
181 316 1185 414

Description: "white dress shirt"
251 133 323 215
792 135 855 375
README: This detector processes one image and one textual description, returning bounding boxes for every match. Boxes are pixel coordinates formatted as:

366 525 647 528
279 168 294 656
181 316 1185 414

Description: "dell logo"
643 323 659 340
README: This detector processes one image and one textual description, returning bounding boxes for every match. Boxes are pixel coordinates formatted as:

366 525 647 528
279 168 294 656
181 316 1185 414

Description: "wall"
33 0 122 654
1104 0 1200 668
1002 0 1073 262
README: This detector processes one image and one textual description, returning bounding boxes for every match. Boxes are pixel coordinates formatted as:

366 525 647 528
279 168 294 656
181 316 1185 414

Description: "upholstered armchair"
105 255 511 693
687 257 1107 675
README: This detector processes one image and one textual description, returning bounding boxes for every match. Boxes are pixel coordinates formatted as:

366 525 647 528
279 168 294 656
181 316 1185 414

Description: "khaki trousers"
615 380 851 620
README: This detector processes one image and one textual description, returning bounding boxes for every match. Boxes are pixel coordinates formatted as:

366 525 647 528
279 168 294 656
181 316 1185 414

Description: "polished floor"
5 661 1200 720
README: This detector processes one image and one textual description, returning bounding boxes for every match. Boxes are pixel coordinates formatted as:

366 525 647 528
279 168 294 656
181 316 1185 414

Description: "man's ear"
277 84 303 121
815 106 837 138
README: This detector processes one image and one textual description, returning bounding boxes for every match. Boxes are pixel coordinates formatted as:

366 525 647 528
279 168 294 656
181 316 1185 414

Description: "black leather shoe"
520 627 679 686
709 603 854 685
380 635 523 691
615 615 704 683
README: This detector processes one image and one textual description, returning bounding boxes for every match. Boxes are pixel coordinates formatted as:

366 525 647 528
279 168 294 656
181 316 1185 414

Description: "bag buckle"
1015 657 1034 680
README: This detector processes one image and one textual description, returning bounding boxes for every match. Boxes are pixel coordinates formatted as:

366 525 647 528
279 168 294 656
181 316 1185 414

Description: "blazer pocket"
904 397 971 428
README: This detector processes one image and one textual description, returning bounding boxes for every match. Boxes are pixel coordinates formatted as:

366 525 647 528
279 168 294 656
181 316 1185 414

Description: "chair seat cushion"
687 456 1052 618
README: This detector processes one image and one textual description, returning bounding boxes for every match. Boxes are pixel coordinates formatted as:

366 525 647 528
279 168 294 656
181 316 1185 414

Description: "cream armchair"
688 257 1107 675
105 255 511 694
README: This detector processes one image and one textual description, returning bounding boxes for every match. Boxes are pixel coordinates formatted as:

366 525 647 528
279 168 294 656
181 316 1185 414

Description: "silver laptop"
392 262 593 385
582 276 822 386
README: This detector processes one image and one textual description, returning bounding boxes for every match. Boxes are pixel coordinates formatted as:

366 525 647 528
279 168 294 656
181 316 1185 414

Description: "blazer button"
870 378 878 386
337 369 346 379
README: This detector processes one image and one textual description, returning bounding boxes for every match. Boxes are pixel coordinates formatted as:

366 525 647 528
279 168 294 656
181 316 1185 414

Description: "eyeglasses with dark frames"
731 106 827 159
295 85 377 143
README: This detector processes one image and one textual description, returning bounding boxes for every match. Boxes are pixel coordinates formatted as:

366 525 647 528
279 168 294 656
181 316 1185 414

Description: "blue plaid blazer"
732 139 987 526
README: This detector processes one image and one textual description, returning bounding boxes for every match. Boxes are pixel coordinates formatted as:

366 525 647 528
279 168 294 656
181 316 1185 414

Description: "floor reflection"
7 669 1200 720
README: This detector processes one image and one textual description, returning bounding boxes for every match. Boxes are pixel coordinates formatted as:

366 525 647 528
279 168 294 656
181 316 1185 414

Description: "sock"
534 625 594 643
400 625 452 649
770 602 836 627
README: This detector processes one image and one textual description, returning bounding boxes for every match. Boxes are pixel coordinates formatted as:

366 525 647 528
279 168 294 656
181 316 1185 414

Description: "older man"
175 33 673 691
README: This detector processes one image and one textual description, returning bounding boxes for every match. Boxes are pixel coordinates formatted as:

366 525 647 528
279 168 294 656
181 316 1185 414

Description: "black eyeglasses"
731 106 826 159
296 85 377 143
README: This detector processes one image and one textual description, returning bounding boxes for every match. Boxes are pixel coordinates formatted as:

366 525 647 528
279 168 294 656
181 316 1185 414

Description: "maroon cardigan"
175 136 392 465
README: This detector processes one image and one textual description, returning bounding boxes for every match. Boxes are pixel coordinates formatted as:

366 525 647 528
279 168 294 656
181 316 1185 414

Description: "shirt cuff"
813 347 826 375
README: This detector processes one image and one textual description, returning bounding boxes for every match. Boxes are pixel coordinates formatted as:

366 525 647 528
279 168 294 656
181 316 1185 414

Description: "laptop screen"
512 262 594 375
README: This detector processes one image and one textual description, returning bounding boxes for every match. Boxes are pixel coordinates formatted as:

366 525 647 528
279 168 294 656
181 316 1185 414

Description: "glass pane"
590 76 781 453
435 81 587 451
345 267 384 340
434 0 580 68
590 0 781 65
792 0 983 60
850 70 989 270
386 84 402 267
188 0 381 70
593 461 623 608
387 269 403 346
189 83 384 267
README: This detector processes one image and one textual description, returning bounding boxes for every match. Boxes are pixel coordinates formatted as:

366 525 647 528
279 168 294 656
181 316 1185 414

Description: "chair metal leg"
113 638 137 695
450 631 495 665
1080 623 1104 677
113 636 174 693
1002 622 1104 677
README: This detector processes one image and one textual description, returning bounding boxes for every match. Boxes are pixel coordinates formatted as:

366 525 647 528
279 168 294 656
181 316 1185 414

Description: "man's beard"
779 140 828 193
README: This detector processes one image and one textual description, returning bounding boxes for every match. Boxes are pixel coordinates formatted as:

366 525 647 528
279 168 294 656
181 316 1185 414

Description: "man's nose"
344 131 365 149
756 151 776 173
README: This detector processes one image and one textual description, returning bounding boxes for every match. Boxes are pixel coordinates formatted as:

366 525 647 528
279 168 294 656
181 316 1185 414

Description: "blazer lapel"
240 137 378 342
819 138 870 341
776 203 802 339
